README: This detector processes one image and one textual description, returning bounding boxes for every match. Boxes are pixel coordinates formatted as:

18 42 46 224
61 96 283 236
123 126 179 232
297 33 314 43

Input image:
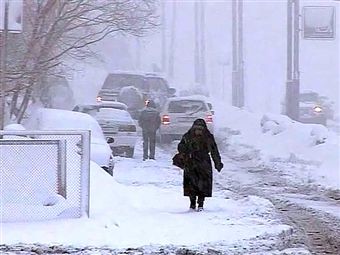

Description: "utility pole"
161 0 167 73
232 0 244 107
200 1 206 87
0 0 9 130
285 0 300 121
238 0 244 107
194 1 200 85
168 1 176 79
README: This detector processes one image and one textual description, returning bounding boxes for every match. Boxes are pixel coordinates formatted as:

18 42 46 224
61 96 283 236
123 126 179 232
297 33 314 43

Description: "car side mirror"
168 88 176 95
106 137 115 144
210 110 215 115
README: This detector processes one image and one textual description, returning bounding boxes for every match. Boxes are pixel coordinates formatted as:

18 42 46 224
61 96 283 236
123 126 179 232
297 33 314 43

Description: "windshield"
168 100 207 114
102 74 147 91
147 77 168 92
299 92 319 102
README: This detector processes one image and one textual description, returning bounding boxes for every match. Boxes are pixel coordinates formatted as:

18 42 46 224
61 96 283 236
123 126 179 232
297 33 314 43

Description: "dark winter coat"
138 105 161 132
177 119 223 197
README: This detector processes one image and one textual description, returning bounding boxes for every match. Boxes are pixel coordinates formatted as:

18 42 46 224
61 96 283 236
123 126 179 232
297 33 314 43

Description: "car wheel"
126 147 135 158
102 166 113 176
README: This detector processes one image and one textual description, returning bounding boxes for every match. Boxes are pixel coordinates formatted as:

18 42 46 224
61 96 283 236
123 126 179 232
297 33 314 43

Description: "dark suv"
97 72 176 119
298 91 334 126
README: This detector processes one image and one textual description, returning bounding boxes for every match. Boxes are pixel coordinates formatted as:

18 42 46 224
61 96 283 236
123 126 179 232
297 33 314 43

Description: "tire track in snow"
214 152 340 255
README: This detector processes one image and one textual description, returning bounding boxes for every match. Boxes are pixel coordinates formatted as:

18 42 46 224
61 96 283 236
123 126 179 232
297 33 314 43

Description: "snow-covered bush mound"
260 113 294 135
4 124 26 131
310 124 328 145
118 86 144 110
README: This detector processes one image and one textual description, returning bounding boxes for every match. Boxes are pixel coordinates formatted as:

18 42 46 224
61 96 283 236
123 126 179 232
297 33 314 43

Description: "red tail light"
162 115 170 125
206 114 213 124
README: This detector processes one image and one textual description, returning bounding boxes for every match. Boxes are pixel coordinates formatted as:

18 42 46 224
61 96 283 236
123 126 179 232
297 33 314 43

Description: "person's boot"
189 196 196 211
197 196 204 212
197 203 204 212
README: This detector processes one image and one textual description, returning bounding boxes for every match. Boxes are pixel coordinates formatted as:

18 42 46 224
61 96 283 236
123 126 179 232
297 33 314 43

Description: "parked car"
73 100 128 112
158 95 214 143
298 91 333 126
23 108 115 174
73 102 138 158
97 71 176 119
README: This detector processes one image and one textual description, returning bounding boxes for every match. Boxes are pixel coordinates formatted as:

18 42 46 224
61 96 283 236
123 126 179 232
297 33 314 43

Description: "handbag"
172 152 188 169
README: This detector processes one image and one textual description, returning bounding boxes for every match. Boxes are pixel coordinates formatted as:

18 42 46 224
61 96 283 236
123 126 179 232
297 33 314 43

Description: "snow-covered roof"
106 71 169 81
299 102 320 108
144 72 167 79
76 101 128 111
4 124 26 131
95 108 133 122
108 70 146 76
166 95 211 103
25 108 106 142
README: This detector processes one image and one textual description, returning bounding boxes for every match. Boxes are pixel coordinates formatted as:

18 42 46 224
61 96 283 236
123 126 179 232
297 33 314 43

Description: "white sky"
100 0 339 115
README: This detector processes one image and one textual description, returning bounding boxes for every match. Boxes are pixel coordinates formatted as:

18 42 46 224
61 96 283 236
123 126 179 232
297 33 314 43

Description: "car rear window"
147 77 168 92
168 100 207 114
102 74 147 91
299 93 319 102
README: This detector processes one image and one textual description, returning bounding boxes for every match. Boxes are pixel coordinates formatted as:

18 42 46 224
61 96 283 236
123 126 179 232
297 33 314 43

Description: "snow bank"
213 101 340 190
1 161 290 249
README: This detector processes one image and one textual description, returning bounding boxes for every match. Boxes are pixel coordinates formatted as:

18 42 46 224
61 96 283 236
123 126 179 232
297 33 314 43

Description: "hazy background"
71 0 339 117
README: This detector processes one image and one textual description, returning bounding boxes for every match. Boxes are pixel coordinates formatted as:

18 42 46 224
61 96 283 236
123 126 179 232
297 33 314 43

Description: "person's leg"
142 130 149 160
149 131 156 159
189 196 196 210
197 196 205 211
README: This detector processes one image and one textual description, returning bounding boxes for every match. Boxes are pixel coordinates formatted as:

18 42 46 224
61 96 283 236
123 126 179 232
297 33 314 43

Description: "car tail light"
206 114 213 124
162 115 170 125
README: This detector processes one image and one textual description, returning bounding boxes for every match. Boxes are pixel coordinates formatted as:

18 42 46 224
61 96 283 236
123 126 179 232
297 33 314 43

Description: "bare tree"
3 0 158 123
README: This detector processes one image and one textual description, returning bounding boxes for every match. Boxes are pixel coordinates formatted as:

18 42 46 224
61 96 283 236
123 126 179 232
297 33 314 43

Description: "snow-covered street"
0 140 291 254
2 127 340 254
1 98 340 254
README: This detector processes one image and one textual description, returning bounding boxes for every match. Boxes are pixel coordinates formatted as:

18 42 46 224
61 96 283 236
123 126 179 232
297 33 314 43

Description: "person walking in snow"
174 118 223 211
138 99 161 161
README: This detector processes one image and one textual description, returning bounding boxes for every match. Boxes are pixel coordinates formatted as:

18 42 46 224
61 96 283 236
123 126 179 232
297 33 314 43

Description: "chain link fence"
0 130 90 222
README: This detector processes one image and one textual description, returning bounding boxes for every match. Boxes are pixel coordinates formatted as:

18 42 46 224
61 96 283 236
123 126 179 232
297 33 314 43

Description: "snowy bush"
260 114 292 135
4 124 26 131
118 86 144 110
310 124 328 145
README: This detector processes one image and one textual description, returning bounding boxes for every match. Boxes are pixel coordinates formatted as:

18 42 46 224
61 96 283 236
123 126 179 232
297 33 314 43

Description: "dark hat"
192 118 207 129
